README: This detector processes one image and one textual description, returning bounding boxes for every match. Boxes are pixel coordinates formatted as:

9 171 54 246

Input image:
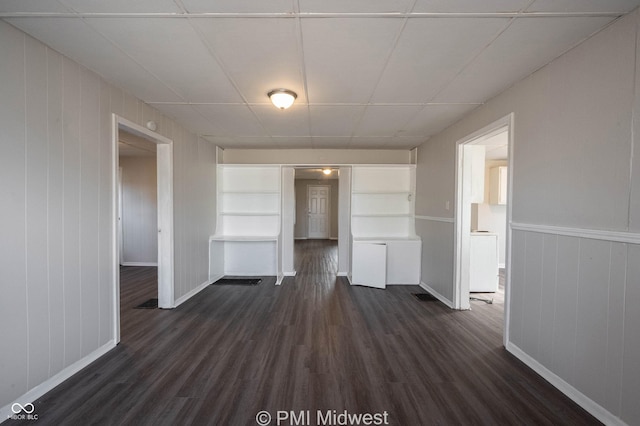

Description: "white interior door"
308 185 329 239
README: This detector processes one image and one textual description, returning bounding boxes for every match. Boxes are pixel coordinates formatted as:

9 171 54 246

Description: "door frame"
307 184 331 239
112 115 174 344
281 166 350 279
454 113 514 345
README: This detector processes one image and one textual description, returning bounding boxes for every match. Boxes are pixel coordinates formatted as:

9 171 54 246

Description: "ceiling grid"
2 0 638 148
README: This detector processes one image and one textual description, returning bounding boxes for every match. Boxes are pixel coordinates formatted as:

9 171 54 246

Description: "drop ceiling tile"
302 18 404 103
190 18 305 104
353 105 422 137
6 18 183 102
181 0 294 13
400 104 478 137
252 104 310 137
153 104 225 135
312 137 353 149
433 16 614 103
390 136 428 148
372 18 509 103
0 0 71 12
526 0 640 13
194 104 267 137
349 137 393 148
299 0 413 13
59 0 183 13
412 0 531 13
271 136 314 148
217 137 278 148
309 105 366 137
84 18 242 103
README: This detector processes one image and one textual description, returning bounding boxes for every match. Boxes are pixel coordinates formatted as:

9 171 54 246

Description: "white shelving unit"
209 165 282 283
350 166 421 286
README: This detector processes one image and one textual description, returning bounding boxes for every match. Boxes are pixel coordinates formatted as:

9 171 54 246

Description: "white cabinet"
489 166 507 205
469 233 498 292
464 145 486 204
385 239 422 284
350 166 421 286
352 241 387 288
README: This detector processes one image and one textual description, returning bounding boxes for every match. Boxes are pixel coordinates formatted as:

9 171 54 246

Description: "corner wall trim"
415 215 454 223
419 282 454 308
0 340 116 421
511 222 640 245
505 341 626 426
174 277 218 308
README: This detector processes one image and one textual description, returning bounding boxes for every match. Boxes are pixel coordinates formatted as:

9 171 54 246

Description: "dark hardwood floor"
7 241 600 425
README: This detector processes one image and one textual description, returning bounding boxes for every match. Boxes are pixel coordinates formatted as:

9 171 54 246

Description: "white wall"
0 20 217 412
295 179 339 239
415 10 640 425
120 156 158 265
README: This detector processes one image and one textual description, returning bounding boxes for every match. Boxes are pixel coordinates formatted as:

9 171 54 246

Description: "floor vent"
134 298 158 309
412 293 438 302
213 278 262 286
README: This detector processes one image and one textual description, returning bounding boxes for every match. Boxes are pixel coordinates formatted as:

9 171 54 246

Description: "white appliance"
469 232 499 292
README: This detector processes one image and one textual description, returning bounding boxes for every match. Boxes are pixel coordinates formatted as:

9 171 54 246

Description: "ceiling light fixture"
268 89 297 110
323 168 332 175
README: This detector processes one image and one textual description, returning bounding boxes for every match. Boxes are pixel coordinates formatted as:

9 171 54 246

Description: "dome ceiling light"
268 89 297 110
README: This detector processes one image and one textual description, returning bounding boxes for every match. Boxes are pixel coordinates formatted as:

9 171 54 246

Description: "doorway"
454 114 513 345
281 167 344 277
112 115 174 343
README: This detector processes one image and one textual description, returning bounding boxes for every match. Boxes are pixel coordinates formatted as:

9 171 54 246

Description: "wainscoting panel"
415 217 454 303
509 226 640 423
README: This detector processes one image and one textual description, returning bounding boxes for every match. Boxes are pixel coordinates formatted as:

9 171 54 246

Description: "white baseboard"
499 263 506 269
1 340 116 421
505 341 626 426
294 237 308 240
329 237 338 240
283 271 297 277
174 277 218 308
337 271 349 277
419 282 454 308
120 262 158 267
276 274 284 285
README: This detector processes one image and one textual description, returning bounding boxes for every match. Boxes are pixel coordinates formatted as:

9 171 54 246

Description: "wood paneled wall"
0 20 217 410
414 10 640 424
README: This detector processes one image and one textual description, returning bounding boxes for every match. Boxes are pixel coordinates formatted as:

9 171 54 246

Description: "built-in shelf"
221 190 280 194
210 165 282 279
352 190 411 195
219 212 280 216
350 166 421 286
352 213 413 218
210 235 278 242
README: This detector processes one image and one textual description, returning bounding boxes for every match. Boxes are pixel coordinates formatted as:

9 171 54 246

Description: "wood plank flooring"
8 240 600 425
